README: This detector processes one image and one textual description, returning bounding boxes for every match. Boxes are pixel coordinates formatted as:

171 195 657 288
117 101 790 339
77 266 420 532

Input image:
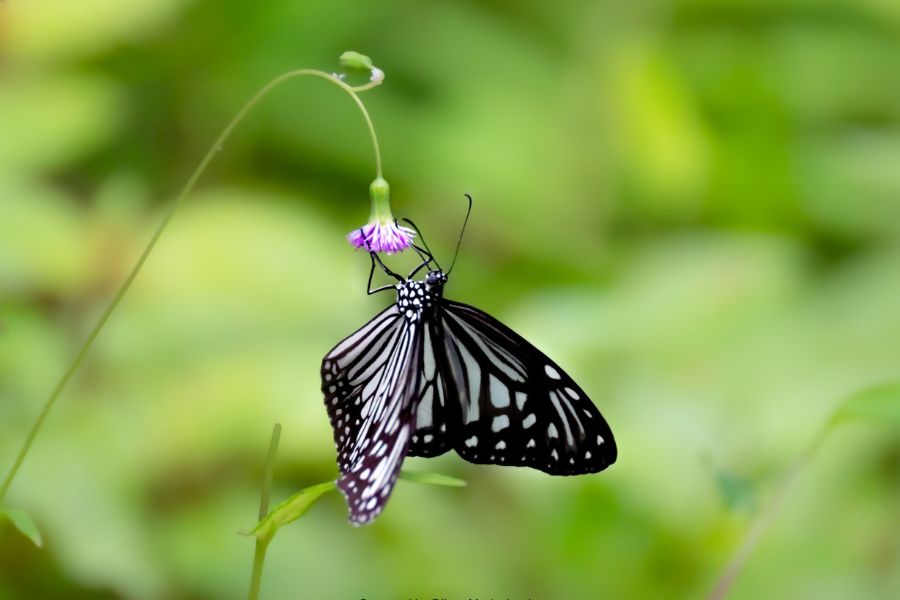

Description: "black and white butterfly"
321 203 616 524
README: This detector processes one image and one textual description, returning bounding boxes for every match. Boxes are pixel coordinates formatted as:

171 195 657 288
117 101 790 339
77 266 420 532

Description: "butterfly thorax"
396 270 445 323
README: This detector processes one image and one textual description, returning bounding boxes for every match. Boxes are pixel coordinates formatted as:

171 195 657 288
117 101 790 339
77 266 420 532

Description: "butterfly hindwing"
438 300 616 475
407 319 456 458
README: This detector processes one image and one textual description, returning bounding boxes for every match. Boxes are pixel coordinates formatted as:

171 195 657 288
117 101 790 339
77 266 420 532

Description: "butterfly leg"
407 244 434 279
410 243 433 265
367 252 403 295
400 217 444 276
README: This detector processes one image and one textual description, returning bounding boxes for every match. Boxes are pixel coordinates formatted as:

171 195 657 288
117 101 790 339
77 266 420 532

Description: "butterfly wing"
434 300 617 475
406 319 456 458
321 305 423 524
322 305 402 472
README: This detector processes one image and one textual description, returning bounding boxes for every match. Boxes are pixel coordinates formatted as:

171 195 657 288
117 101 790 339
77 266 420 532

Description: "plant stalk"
707 428 831 600
248 423 282 600
0 68 382 504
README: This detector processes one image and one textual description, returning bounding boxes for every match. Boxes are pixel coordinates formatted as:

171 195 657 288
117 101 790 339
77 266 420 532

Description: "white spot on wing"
548 423 558 438
459 345 481 424
492 415 510 432
386 417 399 434
362 379 379 409
523 414 536 429
416 388 433 429
489 375 510 408
544 364 561 379
515 391 527 410
465 435 478 447
423 327 436 379
549 392 575 447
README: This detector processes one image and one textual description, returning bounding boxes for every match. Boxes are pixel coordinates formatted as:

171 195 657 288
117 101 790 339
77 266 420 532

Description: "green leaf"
243 470 464 542
244 481 336 543
712 468 756 513
399 470 467 488
0 509 43 548
339 51 374 71
832 381 900 427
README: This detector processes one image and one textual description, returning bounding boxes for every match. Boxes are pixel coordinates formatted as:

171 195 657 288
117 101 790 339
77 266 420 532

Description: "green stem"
707 428 831 600
0 68 382 504
248 542 269 600
248 423 282 600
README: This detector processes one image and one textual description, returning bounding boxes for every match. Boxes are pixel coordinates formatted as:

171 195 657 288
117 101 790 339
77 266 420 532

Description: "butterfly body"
396 272 444 323
322 266 616 525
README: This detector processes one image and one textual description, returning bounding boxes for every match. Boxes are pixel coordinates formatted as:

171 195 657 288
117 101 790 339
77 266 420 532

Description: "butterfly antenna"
446 193 473 276
400 217 441 271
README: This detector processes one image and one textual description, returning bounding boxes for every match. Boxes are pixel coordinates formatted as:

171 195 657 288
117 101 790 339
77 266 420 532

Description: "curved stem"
248 423 282 600
707 428 830 600
0 68 382 504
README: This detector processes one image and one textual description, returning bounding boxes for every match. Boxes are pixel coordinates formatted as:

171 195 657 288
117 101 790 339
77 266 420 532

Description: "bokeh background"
2 0 900 598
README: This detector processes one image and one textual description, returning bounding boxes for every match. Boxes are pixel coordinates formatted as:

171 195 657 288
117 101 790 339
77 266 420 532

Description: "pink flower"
347 220 415 254
347 176 413 254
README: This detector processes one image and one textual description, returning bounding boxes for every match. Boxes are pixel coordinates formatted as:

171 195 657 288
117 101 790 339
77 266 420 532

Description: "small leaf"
244 481 337 542
832 381 900 427
1 509 43 548
712 468 756 513
339 51 374 71
399 470 467 488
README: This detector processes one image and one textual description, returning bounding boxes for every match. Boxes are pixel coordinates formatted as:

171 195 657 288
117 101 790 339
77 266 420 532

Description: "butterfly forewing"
323 307 425 524
438 300 616 475
322 305 404 472
338 324 423 524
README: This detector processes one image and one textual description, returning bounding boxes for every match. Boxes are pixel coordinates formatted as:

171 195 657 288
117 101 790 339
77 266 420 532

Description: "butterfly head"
424 269 447 293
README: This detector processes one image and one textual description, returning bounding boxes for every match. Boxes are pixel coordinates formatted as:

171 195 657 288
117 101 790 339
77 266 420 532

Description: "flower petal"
348 222 415 254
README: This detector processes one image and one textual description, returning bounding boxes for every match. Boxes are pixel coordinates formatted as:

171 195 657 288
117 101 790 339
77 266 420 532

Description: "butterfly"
321 199 617 524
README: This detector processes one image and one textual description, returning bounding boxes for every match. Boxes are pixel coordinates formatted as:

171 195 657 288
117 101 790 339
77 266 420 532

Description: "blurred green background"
2 0 899 598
